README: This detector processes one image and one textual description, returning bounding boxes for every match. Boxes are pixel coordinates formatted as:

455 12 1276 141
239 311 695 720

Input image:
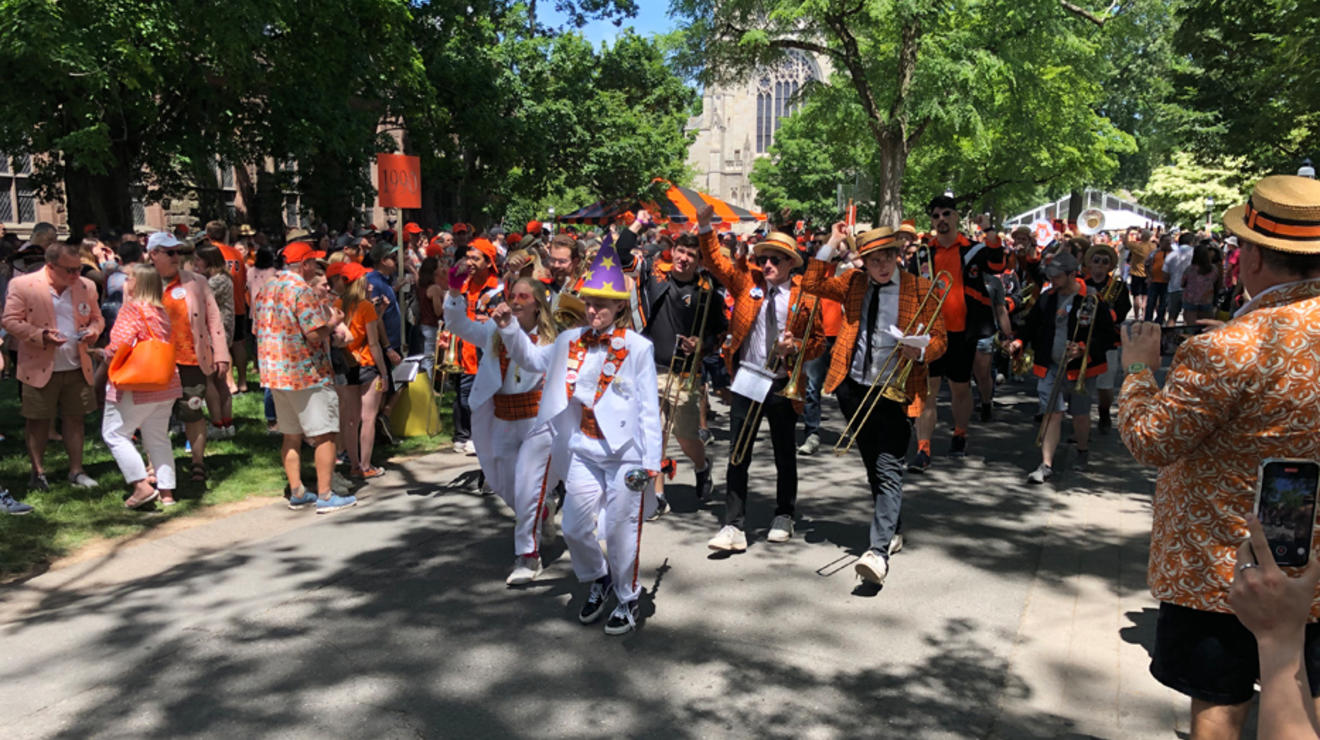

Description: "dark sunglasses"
753 254 785 267
932 209 956 219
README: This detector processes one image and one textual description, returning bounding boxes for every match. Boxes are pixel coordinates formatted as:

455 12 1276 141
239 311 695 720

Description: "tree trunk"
875 129 907 227
63 157 134 236
1067 190 1084 228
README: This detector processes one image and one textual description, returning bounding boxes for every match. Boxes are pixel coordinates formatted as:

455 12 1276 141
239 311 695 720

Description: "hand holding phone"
1254 459 1320 567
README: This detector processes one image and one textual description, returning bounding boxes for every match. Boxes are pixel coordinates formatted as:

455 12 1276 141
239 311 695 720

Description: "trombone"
660 282 715 447
1036 293 1097 446
729 289 817 466
834 271 953 456
1073 275 1120 391
433 328 463 397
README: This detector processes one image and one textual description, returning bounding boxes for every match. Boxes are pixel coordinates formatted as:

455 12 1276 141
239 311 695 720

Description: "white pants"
101 394 176 490
561 442 648 604
512 423 557 558
420 324 438 375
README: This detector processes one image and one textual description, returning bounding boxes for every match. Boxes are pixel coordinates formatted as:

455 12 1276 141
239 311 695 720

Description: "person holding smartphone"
1118 174 1320 738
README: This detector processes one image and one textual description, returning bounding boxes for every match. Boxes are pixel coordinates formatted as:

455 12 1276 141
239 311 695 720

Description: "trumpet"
1036 293 1097 446
660 282 715 448
553 291 586 329
834 271 952 456
729 288 814 467
434 328 463 396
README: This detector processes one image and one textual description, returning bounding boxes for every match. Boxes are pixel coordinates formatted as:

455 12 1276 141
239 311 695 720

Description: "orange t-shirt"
459 272 500 375
1150 251 1169 283
337 298 380 368
932 235 970 333
214 240 248 315
163 277 198 366
820 297 843 338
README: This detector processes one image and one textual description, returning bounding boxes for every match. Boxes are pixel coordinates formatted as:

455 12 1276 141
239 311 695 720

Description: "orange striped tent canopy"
557 179 768 225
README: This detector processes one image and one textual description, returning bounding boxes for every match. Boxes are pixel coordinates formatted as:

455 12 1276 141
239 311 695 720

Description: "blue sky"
541 1 676 46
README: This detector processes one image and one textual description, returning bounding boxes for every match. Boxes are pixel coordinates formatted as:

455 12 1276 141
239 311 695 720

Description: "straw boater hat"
751 231 803 269
1222 175 1320 253
577 240 630 300
1083 242 1119 267
855 226 899 256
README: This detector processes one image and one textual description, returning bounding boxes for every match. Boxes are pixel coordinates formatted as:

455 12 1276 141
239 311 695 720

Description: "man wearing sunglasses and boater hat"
696 204 824 553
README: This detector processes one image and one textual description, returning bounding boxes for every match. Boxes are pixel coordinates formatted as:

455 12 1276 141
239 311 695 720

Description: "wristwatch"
1126 362 1149 374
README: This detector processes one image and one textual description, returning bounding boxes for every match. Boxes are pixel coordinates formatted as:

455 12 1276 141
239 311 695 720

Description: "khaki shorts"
271 384 340 438
21 369 96 420
173 365 210 423
656 367 703 441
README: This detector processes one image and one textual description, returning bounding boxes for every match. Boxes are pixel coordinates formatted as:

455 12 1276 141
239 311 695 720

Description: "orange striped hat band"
1245 200 1320 240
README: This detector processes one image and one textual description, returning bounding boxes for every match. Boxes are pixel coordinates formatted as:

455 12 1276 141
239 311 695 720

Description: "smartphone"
1254 459 1320 567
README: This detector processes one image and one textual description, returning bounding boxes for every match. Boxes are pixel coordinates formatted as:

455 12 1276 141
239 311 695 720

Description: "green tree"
1174 0 1320 174
674 0 1134 226
0 0 428 231
1134 151 1257 230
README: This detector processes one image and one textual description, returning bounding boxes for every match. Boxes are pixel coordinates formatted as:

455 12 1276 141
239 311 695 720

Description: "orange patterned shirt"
1119 278 1320 616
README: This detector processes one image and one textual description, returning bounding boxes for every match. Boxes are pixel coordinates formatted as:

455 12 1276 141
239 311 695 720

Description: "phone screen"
1256 460 1320 567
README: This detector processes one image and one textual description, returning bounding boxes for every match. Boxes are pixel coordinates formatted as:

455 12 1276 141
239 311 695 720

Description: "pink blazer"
170 269 231 374
1 268 105 387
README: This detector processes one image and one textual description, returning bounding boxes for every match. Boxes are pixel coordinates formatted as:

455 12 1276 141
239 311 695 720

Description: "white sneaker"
463 440 477 456
888 533 904 556
452 441 466 454
855 550 889 585
206 423 227 439
707 525 747 552
797 434 821 455
766 515 794 543
505 555 543 586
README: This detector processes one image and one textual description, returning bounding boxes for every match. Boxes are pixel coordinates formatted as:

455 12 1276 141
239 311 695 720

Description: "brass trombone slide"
1036 293 1097 447
729 288 815 467
660 283 715 449
834 270 952 456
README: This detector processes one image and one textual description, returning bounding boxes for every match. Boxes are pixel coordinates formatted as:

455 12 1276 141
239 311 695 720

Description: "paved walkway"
1 384 1189 738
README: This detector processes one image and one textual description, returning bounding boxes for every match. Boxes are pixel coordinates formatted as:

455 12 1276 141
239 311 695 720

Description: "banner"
376 153 421 209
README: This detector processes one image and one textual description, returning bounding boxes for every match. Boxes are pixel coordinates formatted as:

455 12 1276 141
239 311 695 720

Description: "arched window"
754 53 818 153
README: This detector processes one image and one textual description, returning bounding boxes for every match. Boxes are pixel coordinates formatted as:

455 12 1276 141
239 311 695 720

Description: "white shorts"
272 384 340 438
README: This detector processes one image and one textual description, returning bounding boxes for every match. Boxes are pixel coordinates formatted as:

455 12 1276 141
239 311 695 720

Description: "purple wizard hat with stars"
577 237 631 300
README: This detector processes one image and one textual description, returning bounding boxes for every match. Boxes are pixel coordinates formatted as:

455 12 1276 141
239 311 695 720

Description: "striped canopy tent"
557 179 767 226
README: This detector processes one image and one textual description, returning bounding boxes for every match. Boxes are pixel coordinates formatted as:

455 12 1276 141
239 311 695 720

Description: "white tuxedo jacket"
498 322 662 472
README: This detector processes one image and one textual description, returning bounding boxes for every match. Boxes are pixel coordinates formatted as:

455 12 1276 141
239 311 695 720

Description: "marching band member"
695 204 824 552
908 195 1005 471
444 267 559 585
803 223 947 586
495 239 662 636
615 210 725 516
449 237 503 456
1020 252 1117 484
1081 242 1130 433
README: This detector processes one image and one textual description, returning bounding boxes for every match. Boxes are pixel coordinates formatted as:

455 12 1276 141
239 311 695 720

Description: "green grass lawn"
0 372 454 578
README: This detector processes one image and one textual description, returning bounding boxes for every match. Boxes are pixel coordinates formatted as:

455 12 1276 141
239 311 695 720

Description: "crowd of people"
2 174 1320 734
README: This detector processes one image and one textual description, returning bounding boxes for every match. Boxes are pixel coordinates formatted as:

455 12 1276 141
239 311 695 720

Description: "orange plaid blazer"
699 230 825 378
801 258 947 400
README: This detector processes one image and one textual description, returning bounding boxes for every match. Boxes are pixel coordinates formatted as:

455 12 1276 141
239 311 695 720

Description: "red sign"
376 153 421 209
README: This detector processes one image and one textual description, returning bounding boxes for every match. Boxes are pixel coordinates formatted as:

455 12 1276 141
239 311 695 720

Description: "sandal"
125 488 160 509
190 461 207 483
160 495 177 507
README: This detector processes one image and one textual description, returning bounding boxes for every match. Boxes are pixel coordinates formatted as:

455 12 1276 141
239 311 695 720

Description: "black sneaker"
578 577 612 624
1076 449 1090 472
909 449 931 473
28 472 49 492
1098 409 1112 434
950 435 967 457
647 496 669 521
604 599 639 635
695 465 713 501
979 402 992 422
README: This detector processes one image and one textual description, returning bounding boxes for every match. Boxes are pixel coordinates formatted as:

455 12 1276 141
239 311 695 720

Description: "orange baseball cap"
282 241 326 264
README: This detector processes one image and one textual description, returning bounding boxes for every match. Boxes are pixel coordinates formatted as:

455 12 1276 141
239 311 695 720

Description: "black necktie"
863 284 881 377
764 286 778 360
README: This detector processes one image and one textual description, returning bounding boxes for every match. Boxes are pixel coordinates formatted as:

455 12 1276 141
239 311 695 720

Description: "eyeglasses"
1089 256 1112 265
753 254 785 267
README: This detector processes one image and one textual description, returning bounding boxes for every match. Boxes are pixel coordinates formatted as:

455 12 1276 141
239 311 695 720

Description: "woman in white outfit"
444 269 559 585
495 240 662 636
102 263 183 509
